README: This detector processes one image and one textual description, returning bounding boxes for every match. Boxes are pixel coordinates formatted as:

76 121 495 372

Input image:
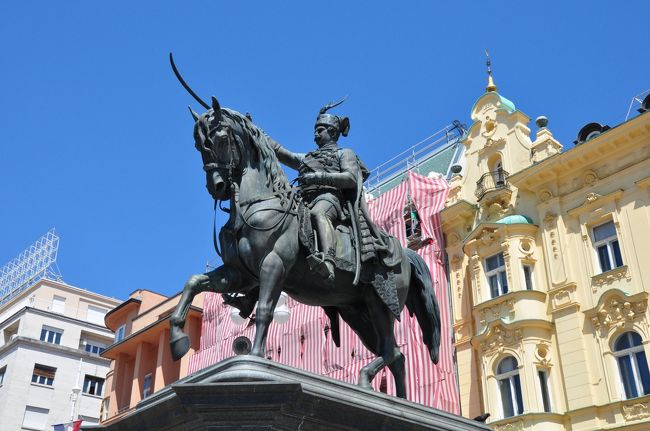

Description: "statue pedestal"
87 356 488 431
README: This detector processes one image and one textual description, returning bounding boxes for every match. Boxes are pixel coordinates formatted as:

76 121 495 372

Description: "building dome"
496 214 533 225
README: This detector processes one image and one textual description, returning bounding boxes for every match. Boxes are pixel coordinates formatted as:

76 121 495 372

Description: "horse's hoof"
170 334 190 361
358 375 372 389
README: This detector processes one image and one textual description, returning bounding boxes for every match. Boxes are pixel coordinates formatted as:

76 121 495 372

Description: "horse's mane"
221 108 290 192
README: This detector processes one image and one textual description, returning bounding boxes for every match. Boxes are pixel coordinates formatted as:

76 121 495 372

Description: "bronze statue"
168 54 441 398
269 98 389 285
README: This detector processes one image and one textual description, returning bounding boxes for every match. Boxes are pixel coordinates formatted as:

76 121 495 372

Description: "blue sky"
1 1 648 301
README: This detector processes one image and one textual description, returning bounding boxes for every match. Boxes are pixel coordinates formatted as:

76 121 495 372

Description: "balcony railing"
475 169 510 199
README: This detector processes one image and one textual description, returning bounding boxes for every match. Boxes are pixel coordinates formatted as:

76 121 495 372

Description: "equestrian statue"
168 54 441 398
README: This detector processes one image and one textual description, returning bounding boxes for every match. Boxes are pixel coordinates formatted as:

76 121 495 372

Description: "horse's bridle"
197 117 296 258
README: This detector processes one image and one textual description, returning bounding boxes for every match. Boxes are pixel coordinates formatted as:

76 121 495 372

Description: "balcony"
475 169 510 200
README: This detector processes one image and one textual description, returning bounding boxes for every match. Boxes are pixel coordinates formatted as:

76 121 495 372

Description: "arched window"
614 331 650 399
496 356 523 418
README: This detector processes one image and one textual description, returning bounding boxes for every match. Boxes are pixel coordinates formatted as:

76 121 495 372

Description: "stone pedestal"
88 356 489 431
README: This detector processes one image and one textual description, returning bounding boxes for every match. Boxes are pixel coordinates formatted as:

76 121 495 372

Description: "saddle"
297 200 404 318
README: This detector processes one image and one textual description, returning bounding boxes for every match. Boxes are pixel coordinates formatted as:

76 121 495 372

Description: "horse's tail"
404 248 441 364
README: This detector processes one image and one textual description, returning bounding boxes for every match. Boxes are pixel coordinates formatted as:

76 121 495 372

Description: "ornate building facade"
441 73 650 430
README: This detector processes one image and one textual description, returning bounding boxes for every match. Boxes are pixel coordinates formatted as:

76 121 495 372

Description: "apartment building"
0 278 120 430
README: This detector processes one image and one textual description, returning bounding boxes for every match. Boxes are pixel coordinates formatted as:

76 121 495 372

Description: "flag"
52 420 82 431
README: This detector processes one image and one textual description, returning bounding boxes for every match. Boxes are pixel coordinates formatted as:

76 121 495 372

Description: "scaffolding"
625 89 650 121
0 228 62 306
365 120 467 196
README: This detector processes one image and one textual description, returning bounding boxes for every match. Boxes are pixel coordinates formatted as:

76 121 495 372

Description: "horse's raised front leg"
170 265 240 361
250 251 287 357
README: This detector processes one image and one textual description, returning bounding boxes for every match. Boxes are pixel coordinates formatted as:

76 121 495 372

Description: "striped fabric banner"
188 171 458 413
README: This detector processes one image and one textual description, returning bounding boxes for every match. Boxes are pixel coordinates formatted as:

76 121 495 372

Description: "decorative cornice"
567 189 624 217
0 335 110 365
508 113 650 189
440 200 478 226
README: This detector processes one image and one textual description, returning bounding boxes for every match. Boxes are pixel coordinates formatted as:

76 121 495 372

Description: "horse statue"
168 58 442 399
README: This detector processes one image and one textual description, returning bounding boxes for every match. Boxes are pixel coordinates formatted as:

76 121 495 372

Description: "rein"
204 119 298 256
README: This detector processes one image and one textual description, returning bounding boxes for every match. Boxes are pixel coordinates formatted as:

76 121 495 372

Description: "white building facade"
0 279 120 430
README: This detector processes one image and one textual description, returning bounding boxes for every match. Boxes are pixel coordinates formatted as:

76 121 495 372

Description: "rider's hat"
316 97 350 137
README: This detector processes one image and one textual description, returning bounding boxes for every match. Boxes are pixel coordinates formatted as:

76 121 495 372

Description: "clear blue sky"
1 1 648 301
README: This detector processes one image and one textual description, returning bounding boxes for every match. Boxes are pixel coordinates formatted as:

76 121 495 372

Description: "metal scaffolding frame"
364 120 467 194
625 89 650 121
0 228 62 306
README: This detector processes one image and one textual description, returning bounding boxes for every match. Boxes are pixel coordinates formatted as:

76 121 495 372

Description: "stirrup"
307 252 335 284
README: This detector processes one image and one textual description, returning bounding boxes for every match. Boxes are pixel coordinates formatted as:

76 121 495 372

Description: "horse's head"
191 97 246 201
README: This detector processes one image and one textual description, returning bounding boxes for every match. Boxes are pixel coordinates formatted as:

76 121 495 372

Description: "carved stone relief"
591 266 630 292
622 400 650 421
535 342 552 367
589 294 647 332
586 192 601 203
478 299 515 330
494 421 524 431
480 324 523 355
538 189 553 203
583 170 599 187
543 212 558 228
479 229 498 246
549 283 578 313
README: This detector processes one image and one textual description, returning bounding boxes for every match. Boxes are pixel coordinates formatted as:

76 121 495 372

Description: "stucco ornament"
494 420 524 431
586 192 601 203
480 324 523 354
478 299 515 331
583 170 599 187
535 342 552 367
622 400 650 421
589 293 647 331
479 229 498 246
482 116 497 138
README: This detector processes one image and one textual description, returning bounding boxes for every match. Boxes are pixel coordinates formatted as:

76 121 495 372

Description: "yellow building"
441 70 650 430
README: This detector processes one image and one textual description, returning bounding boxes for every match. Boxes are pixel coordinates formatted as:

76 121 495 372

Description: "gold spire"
485 49 497 92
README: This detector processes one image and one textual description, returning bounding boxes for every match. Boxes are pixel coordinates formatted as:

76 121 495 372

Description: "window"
493 161 505 186
523 264 534 290
87 305 108 325
485 253 508 298
51 295 66 314
0 365 6 385
538 369 552 412
32 364 56 386
497 356 523 418
115 325 126 342
143 373 153 398
614 331 650 399
40 326 62 344
83 375 105 396
22 406 49 430
84 341 106 356
593 221 623 273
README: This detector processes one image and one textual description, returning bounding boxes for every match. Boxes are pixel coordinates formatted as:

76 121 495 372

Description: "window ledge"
488 411 566 428
82 392 104 399
30 382 54 390
474 289 546 310
592 265 629 288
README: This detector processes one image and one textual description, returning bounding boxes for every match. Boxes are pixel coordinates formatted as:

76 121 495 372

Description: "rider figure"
271 101 364 282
